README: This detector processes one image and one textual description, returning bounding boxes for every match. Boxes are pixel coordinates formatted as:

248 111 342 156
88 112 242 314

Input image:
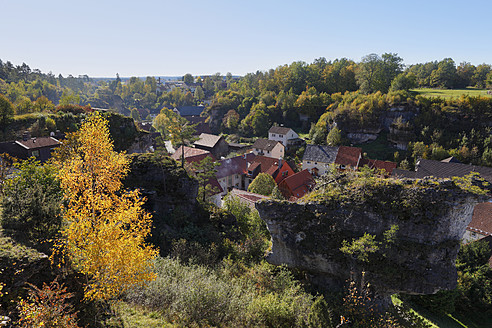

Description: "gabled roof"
281 169 314 199
302 144 338 163
176 105 205 117
467 202 492 236
359 158 397 175
194 133 223 148
269 126 292 135
15 137 60 149
252 139 282 151
441 156 461 164
207 178 224 195
171 146 213 163
216 155 249 179
229 188 269 209
335 146 362 167
414 159 492 183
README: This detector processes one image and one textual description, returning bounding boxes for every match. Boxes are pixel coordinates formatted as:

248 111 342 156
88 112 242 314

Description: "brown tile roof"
269 126 292 135
335 146 362 167
415 159 492 183
15 137 60 149
467 202 492 236
194 133 223 148
229 188 269 209
207 178 224 195
252 139 282 151
216 155 249 179
171 146 214 164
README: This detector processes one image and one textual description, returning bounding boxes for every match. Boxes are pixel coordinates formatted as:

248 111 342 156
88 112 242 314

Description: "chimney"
278 157 283 168
22 131 30 141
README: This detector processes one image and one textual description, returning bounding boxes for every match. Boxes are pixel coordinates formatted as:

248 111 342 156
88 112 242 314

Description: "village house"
251 139 284 159
194 133 229 159
358 158 398 175
334 146 363 170
171 146 214 164
463 202 492 243
302 144 338 176
302 145 390 177
185 116 212 135
0 135 61 163
246 155 295 185
268 126 303 149
214 153 255 196
278 169 315 200
226 188 269 209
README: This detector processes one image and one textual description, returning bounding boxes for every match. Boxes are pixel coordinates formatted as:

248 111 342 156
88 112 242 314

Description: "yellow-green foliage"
55 113 157 301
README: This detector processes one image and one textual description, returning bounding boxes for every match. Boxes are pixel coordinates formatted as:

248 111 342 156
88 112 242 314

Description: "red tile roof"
359 158 397 175
467 202 492 236
280 169 314 199
335 146 362 167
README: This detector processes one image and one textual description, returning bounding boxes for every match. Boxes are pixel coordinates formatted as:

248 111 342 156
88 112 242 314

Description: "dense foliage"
55 113 157 301
1 159 62 246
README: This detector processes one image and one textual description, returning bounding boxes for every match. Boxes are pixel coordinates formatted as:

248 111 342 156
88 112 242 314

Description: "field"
411 88 492 98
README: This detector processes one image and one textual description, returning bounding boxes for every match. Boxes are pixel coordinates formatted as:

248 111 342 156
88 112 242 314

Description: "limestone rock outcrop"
256 177 486 296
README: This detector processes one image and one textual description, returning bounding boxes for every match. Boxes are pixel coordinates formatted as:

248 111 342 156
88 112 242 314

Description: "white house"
302 144 338 176
251 139 285 159
268 126 301 148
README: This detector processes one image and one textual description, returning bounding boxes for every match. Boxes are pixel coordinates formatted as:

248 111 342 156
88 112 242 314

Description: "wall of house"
213 139 229 159
269 130 299 146
302 160 331 176
462 230 488 244
274 164 295 184
218 173 243 196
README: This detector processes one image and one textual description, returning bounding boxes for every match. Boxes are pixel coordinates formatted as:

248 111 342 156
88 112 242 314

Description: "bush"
126 257 249 326
1 159 62 246
126 257 319 327
17 280 80 328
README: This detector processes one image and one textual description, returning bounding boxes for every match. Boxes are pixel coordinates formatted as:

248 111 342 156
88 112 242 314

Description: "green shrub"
1 159 62 246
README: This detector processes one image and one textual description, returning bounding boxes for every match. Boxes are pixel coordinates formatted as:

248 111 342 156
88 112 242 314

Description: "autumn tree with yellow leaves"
56 112 157 301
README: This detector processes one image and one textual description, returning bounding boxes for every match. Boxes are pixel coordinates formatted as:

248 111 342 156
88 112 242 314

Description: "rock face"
256 177 486 296
124 153 199 218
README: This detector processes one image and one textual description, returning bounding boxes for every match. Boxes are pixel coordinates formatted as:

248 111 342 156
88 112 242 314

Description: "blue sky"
1 0 491 77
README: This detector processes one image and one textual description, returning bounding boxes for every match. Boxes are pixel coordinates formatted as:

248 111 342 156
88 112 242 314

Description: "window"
307 161 311 164
279 135 283 137
32 150 40 157
272 134 276 137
